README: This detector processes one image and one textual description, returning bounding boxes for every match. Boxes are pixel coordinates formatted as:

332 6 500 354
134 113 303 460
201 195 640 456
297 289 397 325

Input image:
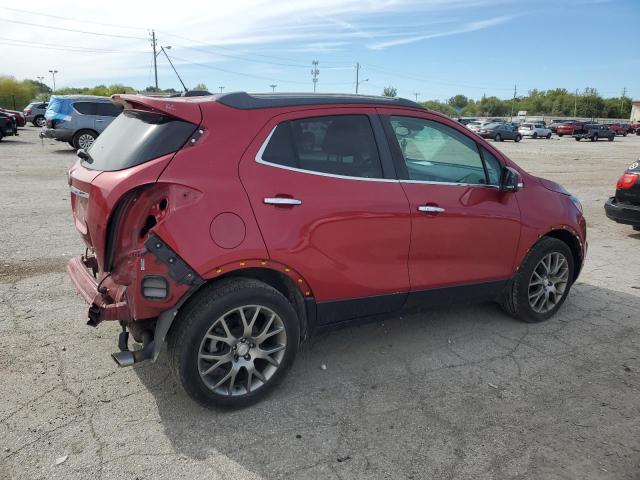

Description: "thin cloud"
367 14 519 49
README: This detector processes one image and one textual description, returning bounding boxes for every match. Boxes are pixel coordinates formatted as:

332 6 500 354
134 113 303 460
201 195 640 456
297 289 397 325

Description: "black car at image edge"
605 160 640 231
0 112 18 141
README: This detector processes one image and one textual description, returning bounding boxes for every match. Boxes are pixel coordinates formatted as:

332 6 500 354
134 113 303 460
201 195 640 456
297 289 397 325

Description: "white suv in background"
519 123 552 139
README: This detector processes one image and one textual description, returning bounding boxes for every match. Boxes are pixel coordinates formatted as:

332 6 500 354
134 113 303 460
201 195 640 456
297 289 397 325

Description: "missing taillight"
140 215 157 238
617 173 639 190
159 198 168 211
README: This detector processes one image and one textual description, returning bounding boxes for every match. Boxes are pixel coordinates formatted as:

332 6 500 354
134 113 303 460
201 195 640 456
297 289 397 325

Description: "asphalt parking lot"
1 127 639 480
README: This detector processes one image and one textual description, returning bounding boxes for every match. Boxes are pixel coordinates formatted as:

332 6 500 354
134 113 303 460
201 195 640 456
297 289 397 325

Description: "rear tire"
591 134 598 142
501 237 575 323
167 278 300 409
72 129 97 150
495 134 502 142
532 132 538 139
515 135 522 142
575 137 580 141
546 133 552 139
558 134 563 137
608 136 614 141
34 116 46 127
633 226 640 231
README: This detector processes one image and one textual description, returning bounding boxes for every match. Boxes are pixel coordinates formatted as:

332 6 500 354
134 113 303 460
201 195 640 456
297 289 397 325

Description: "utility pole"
510 84 517 120
48 70 58 93
311 60 319 93
621 87 626 117
414 92 420 102
219 86 225 93
574 88 578 117
269 84 277 93
151 30 158 90
355 62 359 94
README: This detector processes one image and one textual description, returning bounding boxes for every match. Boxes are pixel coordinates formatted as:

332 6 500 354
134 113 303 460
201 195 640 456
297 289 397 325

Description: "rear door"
378 109 521 301
239 108 411 324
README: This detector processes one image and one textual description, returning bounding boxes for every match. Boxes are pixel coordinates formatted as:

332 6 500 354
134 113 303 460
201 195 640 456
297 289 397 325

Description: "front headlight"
569 195 583 214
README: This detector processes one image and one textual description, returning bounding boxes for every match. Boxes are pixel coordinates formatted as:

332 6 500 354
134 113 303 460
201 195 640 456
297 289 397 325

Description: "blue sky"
2 0 639 100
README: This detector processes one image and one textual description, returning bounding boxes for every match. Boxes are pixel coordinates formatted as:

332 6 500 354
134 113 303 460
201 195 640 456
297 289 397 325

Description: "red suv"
67 93 587 408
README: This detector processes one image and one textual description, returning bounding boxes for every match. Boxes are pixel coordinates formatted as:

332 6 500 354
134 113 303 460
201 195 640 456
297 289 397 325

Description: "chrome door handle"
95 119 104 122
418 205 445 213
264 197 302 206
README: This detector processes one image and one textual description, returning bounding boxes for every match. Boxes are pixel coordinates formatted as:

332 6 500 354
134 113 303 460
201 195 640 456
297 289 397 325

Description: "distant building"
631 100 640 123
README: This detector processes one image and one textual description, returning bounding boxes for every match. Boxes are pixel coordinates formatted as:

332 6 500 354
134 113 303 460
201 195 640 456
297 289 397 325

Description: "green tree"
421 100 456 117
447 94 469 111
193 83 208 91
382 86 397 97
0 76 38 109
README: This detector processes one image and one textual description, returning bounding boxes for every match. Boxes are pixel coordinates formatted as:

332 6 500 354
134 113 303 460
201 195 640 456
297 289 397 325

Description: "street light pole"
219 86 225 93
48 70 58 93
414 92 420 102
269 84 277 93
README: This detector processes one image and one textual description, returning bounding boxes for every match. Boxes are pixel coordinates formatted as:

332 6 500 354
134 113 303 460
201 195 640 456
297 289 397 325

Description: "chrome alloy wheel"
528 252 570 313
77 133 95 150
198 305 287 396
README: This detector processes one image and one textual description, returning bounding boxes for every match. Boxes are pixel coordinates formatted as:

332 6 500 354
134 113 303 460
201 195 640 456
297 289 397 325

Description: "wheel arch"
541 228 583 282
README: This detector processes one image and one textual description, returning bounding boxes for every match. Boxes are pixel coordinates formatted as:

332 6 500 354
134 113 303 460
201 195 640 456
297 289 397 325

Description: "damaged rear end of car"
66 94 206 366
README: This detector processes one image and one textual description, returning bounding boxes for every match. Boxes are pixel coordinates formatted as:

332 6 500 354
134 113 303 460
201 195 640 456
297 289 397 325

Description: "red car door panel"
239 108 411 314
378 108 521 292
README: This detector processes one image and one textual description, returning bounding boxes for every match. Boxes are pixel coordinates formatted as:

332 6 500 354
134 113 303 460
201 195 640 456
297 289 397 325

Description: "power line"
0 36 147 54
0 17 147 40
0 6 147 31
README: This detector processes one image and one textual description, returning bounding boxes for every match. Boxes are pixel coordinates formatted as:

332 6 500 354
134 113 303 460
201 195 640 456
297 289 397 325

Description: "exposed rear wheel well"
543 230 582 281
203 268 309 342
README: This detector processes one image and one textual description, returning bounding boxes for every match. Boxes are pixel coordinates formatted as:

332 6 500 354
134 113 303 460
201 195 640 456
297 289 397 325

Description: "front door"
379 110 521 300
240 109 411 324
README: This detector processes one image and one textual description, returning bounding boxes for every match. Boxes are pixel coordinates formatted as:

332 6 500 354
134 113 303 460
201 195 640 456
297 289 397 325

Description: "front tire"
495 134 502 142
532 132 538 139
515 135 522 142
72 129 97 150
608 136 614 142
546 133 552 139
167 278 300 409
34 116 46 127
501 237 574 323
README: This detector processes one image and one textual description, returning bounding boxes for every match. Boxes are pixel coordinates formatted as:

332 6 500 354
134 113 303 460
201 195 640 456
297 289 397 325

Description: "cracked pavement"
1 128 639 479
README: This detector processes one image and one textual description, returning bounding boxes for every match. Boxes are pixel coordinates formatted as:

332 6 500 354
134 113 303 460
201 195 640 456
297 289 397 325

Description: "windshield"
84 110 197 172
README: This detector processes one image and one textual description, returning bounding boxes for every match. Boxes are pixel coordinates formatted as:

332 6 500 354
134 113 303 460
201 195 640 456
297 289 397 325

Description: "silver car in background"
23 101 49 127
40 95 123 149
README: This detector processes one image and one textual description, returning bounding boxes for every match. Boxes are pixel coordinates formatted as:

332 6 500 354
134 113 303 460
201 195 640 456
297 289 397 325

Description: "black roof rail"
214 91 424 110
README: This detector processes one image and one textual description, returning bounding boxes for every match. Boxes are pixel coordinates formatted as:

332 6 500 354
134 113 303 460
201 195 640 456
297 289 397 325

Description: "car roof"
50 95 113 102
214 91 424 110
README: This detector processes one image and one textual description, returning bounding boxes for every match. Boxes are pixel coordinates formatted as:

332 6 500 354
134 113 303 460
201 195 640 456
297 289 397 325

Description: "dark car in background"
477 122 522 142
604 160 640 231
23 101 48 127
0 111 18 140
40 95 123 149
573 123 615 141
0 108 26 127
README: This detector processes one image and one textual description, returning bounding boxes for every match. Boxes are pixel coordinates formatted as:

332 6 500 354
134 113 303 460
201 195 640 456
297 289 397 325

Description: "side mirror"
500 166 521 192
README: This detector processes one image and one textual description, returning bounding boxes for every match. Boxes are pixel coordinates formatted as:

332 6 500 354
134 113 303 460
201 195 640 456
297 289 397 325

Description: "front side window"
389 116 488 185
261 115 383 179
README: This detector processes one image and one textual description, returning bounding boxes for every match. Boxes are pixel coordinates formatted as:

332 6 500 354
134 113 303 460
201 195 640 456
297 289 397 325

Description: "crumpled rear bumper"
67 256 131 325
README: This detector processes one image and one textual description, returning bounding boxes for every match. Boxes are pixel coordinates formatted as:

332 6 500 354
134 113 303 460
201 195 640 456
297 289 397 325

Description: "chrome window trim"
70 185 89 198
254 125 524 190
254 125 398 183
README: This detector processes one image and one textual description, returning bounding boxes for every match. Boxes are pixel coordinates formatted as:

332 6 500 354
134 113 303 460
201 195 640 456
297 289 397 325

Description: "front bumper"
604 197 640 226
67 256 131 325
40 127 73 142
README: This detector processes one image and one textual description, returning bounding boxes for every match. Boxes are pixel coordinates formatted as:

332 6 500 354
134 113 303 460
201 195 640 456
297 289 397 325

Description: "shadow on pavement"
133 283 640 479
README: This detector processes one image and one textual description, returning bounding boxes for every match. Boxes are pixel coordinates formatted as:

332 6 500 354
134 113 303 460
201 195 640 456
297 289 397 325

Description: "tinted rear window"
84 110 196 172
